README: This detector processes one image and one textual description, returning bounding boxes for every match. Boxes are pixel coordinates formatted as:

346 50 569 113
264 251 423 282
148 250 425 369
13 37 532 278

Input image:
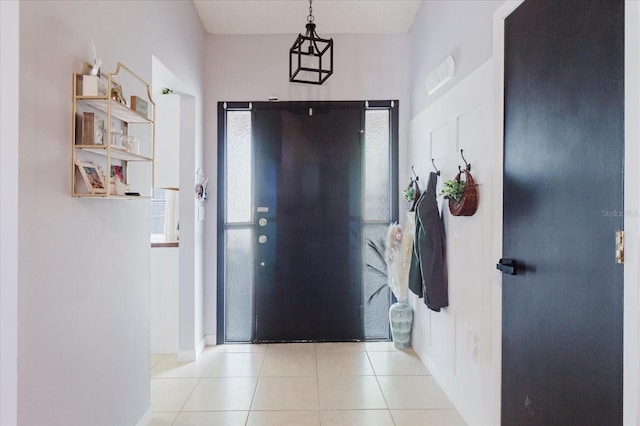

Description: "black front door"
501 1 624 424
253 102 364 342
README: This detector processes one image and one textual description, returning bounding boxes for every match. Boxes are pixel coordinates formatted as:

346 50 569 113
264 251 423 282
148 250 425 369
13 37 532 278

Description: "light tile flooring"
150 342 466 426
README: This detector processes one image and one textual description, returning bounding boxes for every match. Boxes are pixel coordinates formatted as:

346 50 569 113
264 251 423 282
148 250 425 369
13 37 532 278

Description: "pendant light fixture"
289 0 333 85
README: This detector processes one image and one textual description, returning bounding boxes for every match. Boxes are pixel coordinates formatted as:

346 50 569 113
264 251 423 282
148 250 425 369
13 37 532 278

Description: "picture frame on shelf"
76 160 107 194
110 165 124 183
78 112 105 145
130 96 148 119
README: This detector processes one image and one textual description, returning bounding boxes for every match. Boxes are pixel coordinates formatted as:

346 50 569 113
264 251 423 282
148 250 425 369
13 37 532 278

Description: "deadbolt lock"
616 230 624 264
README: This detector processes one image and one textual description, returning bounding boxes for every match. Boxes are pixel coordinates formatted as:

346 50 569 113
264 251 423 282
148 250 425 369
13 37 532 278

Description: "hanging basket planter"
447 170 478 216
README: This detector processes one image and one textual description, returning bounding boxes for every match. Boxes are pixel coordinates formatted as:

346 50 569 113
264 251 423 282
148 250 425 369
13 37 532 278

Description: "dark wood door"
502 0 624 424
253 102 363 342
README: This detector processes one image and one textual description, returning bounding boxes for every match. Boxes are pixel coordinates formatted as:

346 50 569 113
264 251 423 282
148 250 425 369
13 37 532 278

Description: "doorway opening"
217 101 398 343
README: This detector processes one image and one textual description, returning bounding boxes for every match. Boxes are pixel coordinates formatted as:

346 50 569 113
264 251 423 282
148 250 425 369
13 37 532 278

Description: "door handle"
497 258 517 275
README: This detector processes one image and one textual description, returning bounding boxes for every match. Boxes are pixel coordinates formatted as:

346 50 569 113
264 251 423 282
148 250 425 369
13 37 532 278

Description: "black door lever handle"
497 258 517 275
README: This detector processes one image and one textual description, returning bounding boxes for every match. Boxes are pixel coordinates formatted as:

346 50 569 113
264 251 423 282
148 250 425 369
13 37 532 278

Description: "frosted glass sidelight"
363 225 391 340
226 111 252 223
224 228 253 342
364 110 390 221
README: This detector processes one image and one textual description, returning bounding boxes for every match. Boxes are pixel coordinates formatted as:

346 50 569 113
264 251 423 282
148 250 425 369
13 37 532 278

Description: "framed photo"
110 165 124 182
80 112 105 145
76 160 107 194
131 96 148 118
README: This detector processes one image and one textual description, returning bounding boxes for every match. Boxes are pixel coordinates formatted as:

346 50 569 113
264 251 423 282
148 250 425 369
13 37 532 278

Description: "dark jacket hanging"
411 172 448 311
408 217 423 298
408 179 423 298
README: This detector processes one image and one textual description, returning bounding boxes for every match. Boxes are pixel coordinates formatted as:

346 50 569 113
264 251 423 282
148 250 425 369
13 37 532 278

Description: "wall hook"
458 149 471 172
411 166 419 181
431 159 441 176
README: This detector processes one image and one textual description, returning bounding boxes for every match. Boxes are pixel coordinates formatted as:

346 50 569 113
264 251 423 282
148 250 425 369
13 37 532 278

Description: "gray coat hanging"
409 172 448 311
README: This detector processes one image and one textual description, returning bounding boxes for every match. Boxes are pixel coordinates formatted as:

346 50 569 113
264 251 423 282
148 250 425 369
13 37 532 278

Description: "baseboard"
205 334 217 346
196 336 206 356
135 406 152 426
177 337 207 361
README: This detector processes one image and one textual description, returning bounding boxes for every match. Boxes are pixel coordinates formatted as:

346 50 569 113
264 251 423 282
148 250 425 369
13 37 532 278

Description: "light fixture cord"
307 0 314 23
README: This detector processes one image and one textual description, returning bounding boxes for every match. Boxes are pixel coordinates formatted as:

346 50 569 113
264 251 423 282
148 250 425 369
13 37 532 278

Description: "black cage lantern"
289 0 333 85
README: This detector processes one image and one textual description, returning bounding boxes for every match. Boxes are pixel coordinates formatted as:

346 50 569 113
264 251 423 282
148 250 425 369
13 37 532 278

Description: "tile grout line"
151 342 460 425
242 344 268 425
172 376 202 425
315 344 323 426
365 345 398 426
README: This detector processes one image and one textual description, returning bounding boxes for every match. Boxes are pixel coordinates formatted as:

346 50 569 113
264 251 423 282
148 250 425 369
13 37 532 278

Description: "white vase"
389 299 413 349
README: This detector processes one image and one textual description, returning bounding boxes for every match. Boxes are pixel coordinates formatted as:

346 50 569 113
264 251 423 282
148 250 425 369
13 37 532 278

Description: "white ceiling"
193 0 422 35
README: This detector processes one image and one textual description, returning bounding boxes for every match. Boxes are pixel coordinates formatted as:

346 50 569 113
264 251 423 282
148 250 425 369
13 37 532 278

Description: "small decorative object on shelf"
120 135 140 154
71 61 155 198
110 81 127 106
76 74 107 96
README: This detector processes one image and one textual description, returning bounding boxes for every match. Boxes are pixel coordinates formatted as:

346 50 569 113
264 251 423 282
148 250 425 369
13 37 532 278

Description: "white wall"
203 33 411 341
151 248 179 354
1 2 20 424
17 2 204 424
408 1 640 424
408 60 497 425
150 56 205 360
155 95 181 188
409 0 503 116
408 4 502 423
178 95 205 359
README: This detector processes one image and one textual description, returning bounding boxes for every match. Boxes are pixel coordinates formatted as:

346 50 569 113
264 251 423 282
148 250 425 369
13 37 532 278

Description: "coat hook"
431 158 440 176
458 149 471 172
411 166 419 181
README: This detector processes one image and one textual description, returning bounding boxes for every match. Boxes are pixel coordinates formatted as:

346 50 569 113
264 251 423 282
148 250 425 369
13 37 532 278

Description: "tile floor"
150 342 466 426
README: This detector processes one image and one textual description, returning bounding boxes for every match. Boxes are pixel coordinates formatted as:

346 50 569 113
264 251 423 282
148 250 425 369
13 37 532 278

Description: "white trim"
177 336 207 361
624 1 640 423
196 336 206 357
490 3 523 424
0 2 20 425
205 334 217 346
134 406 152 426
